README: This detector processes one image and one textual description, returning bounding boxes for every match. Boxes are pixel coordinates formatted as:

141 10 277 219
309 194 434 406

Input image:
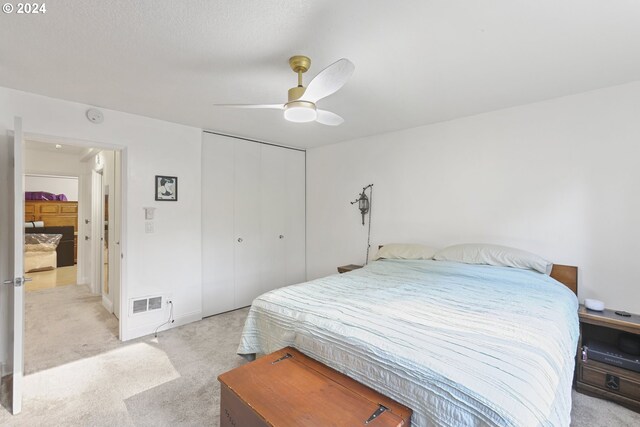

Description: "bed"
24 233 62 272
237 257 579 426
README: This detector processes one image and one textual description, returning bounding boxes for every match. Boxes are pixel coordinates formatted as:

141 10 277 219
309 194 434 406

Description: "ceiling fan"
214 55 355 126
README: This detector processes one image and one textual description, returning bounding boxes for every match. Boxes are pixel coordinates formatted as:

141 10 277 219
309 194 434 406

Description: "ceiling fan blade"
213 104 284 109
301 58 355 103
316 110 344 126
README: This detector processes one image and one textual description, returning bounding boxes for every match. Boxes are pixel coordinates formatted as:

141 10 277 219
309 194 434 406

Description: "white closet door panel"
284 149 306 285
201 133 235 316
260 144 286 294
234 140 262 307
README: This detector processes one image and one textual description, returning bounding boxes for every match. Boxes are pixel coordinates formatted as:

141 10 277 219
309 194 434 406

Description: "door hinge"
271 353 293 364
365 404 388 424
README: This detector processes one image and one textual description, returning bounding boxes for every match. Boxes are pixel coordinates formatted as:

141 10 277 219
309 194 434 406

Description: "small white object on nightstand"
584 298 605 311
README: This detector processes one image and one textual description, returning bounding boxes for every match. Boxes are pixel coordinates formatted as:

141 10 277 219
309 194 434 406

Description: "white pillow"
433 243 553 274
374 243 437 261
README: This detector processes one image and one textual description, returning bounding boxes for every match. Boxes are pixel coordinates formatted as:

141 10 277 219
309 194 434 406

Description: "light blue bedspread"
238 259 579 427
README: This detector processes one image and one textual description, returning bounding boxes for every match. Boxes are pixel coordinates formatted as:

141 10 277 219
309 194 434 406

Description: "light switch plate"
145 221 154 233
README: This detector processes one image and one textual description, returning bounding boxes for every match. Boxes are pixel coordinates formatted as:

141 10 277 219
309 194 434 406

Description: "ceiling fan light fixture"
284 100 317 123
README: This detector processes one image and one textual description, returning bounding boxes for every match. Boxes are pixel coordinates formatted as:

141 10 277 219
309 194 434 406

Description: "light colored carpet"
1 284 246 426
0 284 639 426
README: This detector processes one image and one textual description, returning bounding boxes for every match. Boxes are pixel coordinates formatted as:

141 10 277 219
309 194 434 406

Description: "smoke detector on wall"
86 108 104 124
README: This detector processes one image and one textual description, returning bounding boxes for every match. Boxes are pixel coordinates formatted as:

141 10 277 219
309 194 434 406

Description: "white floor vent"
148 296 162 310
132 299 148 314
130 296 163 316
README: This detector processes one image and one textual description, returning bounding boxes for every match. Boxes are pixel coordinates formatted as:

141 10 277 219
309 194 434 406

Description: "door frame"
22 132 128 341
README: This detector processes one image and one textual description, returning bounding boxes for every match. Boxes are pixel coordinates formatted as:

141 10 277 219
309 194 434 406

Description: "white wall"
0 87 203 344
25 175 79 200
307 81 640 314
24 148 81 176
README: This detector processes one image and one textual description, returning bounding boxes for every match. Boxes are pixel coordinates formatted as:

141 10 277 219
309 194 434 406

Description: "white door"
200 134 306 315
76 164 92 286
1 117 26 414
90 170 103 295
259 144 286 294
201 133 235 316
234 140 262 307
284 149 306 285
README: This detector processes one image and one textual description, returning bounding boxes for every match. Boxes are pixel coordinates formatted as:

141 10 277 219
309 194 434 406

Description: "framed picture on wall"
155 175 178 201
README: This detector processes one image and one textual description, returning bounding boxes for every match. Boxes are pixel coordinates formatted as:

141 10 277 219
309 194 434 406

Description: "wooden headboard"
376 245 578 295
549 265 578 295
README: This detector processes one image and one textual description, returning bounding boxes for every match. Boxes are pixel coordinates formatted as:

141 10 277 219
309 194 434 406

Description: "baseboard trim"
102 294 113 313
123 310 202 341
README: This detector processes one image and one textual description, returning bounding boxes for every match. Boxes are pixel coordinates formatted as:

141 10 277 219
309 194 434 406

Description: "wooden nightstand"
337 264 363 274
576 305 640 411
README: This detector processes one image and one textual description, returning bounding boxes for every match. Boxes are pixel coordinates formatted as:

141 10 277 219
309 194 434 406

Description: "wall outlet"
145 221 154 233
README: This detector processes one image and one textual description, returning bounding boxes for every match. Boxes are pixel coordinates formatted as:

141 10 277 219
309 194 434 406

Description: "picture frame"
155 175 178 201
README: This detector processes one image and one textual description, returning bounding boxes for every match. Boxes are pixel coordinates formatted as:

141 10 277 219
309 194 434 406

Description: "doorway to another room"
23 140 123 340
24 172 79 291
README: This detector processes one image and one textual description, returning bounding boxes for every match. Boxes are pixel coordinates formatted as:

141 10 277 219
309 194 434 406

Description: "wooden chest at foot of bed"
218 347 412 427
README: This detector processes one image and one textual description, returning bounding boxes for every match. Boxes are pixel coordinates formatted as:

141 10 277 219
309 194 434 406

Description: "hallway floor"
25 265 78 292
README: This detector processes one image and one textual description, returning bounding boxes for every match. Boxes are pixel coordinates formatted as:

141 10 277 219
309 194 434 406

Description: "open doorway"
24 171 79 290
23 140 123 346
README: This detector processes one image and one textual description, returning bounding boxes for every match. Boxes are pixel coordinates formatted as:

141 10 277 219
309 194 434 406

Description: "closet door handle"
279 235 284 239
237 238 243 243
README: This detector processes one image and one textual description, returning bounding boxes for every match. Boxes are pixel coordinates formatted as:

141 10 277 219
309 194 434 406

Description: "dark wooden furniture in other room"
218 346 412 427
576 305 640 411
25 226 75 267
25 200 78 263
337 264 363 274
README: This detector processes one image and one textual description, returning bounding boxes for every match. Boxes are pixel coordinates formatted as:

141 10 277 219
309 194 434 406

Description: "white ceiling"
2 1 640 148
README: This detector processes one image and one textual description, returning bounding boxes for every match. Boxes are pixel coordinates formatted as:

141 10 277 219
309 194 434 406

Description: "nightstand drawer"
581 363 640 401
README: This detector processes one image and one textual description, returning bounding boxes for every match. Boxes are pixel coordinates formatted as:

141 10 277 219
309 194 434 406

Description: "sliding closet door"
201 134 235 317
259 144 286 294
233 140 262 307
202 133 306 316
284 149 306 285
